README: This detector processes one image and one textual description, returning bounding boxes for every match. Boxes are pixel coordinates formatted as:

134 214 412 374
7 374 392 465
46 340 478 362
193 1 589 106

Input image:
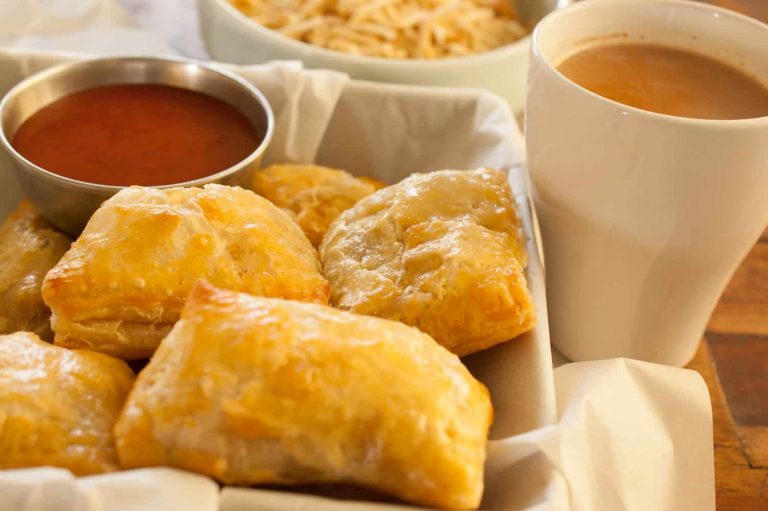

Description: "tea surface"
558 43 768 120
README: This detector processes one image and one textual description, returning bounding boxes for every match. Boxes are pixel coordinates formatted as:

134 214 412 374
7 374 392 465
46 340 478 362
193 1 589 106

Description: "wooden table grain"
686 226 768 510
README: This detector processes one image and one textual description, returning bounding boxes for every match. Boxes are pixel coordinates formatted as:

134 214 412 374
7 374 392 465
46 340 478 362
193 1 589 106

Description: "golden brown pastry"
0 201 71 340
320 168 535 356
42 184 329 359
116 281 491 510
252 164 384 247
0 331 134 475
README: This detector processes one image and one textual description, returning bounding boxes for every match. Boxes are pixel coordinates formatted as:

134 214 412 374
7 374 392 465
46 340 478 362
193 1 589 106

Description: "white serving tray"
0 48 556 511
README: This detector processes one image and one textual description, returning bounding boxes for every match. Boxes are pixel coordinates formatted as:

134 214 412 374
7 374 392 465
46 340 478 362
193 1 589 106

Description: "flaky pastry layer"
0 201 70 340
320 168 535 356
116 282 491 509
252 164 383 247
43 184 329 359
0 331 134 474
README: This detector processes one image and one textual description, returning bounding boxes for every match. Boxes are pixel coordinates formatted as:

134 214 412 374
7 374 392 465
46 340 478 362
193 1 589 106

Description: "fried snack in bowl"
0 201 70 340
252 164 383 247
115 281 491 510
229 0 528 60
42 184 329 359
0 331 134 475
320 168 534 356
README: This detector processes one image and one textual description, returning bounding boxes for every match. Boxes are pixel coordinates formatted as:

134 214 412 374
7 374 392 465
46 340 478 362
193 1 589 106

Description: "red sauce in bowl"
12 84 261 186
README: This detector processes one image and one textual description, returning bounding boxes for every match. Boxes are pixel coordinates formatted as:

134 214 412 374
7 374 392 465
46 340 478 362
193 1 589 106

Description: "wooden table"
686 226 768 509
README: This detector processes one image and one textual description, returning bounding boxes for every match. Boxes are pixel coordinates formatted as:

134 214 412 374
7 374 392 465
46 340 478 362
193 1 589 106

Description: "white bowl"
199 0 533 114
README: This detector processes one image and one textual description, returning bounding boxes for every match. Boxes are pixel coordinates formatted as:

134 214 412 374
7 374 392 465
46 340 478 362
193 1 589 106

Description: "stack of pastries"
0 165 534 510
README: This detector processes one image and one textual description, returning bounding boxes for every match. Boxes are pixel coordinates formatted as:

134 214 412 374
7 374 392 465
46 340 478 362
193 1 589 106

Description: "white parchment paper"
0 2 715 510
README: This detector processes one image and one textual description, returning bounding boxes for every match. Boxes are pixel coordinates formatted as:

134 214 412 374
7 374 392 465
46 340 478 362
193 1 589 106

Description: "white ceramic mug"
526 0 768 366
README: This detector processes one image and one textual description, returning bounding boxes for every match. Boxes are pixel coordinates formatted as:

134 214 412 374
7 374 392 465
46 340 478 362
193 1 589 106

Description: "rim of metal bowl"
0 55 275 193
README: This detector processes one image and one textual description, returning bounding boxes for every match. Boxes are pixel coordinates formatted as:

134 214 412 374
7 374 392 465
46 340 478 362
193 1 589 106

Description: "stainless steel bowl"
0 56 274 235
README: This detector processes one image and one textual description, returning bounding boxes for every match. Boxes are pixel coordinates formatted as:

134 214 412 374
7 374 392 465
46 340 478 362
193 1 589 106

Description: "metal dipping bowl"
0 56 275 236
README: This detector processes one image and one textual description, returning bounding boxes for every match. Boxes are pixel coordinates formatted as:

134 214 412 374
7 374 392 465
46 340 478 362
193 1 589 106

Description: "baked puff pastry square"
320 168 535 357
0 201 71 340
0 331 134 475
115 281 492 510
252 164 384 247
42 184 329 359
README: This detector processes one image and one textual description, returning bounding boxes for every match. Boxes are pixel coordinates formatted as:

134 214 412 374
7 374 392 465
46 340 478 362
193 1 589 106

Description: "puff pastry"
42 184 329 359
320 168 535 356
0 201 71 340
0 331 134 475
116 281 492 510
252 164 383 247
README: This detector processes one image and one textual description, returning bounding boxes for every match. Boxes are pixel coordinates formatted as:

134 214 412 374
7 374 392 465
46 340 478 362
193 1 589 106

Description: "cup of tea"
526 0 768 366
